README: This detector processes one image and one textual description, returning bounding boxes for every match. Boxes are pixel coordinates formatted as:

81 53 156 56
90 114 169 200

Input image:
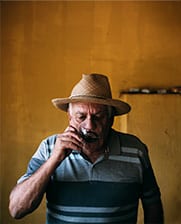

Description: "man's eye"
76 116 86 121
94 114 106 120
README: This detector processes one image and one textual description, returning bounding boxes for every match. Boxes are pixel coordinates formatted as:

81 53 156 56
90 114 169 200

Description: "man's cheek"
69 120 80 131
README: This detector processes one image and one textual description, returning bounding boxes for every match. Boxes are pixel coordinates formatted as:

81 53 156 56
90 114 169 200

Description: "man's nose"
83 117 96 130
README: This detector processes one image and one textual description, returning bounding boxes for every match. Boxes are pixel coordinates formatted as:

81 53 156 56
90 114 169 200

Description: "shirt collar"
107 129 121 155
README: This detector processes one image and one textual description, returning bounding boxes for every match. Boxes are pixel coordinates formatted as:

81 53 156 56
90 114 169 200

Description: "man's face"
68 102 113 150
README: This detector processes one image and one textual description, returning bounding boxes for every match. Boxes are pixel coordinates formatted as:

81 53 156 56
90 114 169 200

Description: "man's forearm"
9 155 61 219
143 201 164 224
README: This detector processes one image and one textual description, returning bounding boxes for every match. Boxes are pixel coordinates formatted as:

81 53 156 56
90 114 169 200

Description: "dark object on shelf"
169 86 181 94
120 86 181 95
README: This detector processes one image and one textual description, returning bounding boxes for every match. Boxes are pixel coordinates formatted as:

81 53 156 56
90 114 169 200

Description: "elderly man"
9 74 163 223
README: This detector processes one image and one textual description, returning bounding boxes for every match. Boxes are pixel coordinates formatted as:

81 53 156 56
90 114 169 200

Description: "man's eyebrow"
75 110 107 115
74 111 85 115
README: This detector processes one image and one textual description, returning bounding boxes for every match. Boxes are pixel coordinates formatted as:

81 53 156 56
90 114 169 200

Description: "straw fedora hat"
52 73 131 116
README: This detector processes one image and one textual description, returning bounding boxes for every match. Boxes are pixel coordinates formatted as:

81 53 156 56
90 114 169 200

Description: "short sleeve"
139 146 161 206
17 135 57 184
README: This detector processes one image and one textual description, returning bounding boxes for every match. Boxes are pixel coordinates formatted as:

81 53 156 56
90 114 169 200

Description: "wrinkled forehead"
68 102 108 114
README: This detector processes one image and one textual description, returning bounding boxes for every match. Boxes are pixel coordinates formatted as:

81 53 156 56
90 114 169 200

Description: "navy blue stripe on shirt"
46 181 141 207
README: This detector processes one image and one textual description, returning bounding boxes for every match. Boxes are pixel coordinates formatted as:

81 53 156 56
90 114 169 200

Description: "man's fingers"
56 131 83 150
64 125 77 133
63 126 83 142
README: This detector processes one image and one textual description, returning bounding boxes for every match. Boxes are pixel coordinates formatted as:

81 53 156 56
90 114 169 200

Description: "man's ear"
67 109 72 121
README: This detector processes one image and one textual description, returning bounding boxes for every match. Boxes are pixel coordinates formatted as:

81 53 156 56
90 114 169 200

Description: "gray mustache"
80 128 99 143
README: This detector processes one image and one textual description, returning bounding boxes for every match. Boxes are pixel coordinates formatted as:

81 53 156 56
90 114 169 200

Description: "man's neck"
81 146 106 163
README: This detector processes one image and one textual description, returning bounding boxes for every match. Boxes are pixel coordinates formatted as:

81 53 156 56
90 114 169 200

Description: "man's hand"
51 126 83 162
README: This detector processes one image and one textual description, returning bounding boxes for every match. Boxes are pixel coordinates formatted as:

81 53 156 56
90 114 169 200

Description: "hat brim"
52 96 131 116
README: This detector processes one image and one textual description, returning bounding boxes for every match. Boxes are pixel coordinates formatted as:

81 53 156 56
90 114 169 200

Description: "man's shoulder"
111 129 147 151
111 129 151 168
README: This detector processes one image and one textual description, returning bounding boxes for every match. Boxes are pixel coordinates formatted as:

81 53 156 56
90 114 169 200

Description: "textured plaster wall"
1 1 181 223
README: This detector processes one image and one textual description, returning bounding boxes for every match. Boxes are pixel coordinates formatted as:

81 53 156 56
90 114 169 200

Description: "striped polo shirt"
18 129 161 224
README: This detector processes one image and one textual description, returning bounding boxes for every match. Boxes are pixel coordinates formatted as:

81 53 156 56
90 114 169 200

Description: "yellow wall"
1 1 181 223
119 95 181 224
